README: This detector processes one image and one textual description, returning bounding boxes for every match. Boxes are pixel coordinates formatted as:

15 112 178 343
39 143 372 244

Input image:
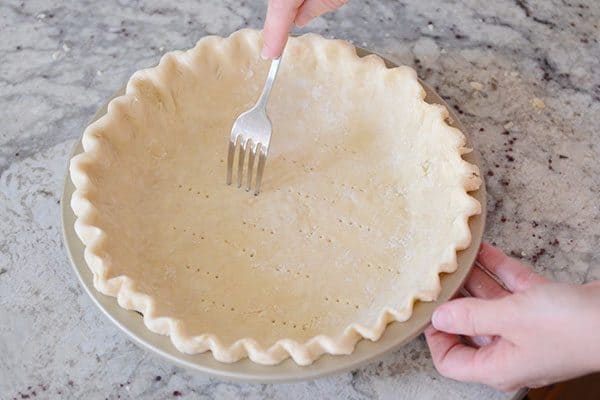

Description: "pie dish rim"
67 30 485 367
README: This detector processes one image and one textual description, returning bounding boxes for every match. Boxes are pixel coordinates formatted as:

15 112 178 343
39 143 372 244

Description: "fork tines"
226 136 267 195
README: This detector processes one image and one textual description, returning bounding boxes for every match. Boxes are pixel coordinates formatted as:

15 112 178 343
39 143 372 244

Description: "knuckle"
530 378 551 389
516 269 535 286
432 356 447 374
488 375 509 391
269 0 294 12
494 383 510 392
460 304 478 334
514 267 545 290
495 381 520 392
483 359 519 391
323 0 348 10
434 361 455 379
429 349 454 378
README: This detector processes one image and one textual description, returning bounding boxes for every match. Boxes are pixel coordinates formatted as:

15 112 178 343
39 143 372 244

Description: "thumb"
432 297 508 336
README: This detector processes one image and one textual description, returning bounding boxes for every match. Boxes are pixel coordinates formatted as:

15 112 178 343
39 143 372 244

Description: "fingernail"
260 47 269 60
471 335 493 347
432 309 452 330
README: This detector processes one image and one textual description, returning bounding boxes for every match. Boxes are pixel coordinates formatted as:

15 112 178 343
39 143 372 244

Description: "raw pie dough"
70 29 481 365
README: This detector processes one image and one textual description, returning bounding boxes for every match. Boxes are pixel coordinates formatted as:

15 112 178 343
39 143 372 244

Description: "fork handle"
256 57 282 111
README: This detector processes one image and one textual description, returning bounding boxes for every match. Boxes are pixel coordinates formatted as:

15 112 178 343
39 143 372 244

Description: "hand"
262 0 348 59
425 243 600 391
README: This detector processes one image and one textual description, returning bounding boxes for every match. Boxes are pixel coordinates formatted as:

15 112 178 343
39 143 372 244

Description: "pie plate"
61 45 486 383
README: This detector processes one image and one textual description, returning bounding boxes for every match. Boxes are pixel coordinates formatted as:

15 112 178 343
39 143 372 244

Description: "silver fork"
226 56 282 195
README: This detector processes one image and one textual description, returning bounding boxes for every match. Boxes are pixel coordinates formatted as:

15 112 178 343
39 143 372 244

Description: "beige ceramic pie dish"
63 30 486 377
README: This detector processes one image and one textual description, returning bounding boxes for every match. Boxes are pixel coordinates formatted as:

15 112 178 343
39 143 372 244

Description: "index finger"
478 243 547 292
262 0 304 59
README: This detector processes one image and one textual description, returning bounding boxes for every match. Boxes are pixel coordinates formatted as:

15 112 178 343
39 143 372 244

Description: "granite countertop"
1 0 599 398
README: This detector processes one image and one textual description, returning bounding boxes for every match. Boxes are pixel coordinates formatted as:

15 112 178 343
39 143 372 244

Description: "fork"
226 56 282 195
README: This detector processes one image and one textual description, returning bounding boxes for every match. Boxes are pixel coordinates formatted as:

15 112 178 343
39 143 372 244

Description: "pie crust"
70 29 481 365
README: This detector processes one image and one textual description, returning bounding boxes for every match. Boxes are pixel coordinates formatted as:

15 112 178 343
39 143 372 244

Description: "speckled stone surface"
1 0 599 399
